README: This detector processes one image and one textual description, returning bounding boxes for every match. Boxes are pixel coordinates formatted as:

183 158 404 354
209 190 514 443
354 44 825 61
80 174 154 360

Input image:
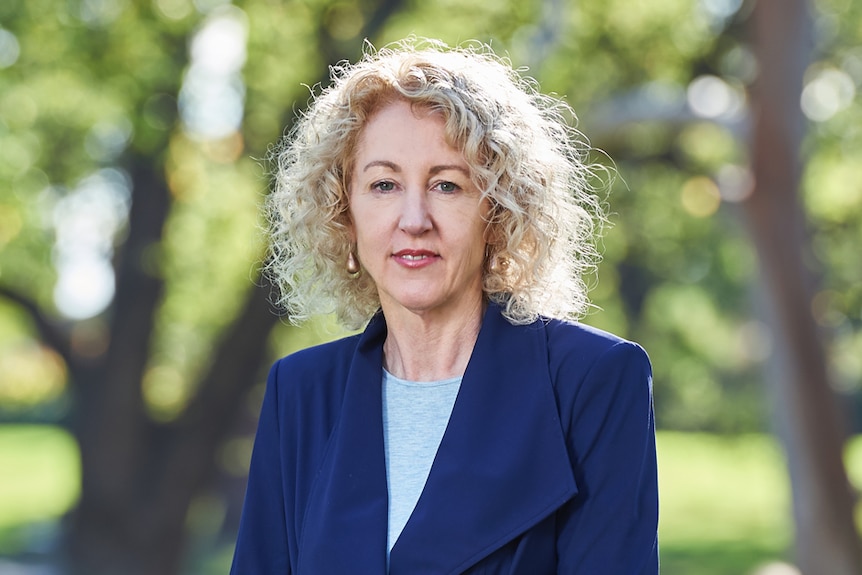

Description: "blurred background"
0 0 860 573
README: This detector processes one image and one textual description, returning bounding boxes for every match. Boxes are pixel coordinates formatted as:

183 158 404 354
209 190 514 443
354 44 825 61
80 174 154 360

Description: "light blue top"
382 368 462 556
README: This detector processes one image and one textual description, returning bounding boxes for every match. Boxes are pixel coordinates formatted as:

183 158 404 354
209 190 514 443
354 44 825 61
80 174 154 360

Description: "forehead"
368 99 439 127
355 101 452 152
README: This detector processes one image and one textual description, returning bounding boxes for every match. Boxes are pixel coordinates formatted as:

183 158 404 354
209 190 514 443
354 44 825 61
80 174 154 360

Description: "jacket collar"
299 303 578 574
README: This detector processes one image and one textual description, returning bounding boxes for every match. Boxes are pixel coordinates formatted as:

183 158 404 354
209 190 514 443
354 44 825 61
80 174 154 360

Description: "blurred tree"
744 0 862 572
0 0 407 573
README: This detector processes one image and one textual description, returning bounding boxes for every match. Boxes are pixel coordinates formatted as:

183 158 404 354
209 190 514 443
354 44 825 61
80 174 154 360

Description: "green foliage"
145 138 265 418
798 0 862 398
0 0 859 432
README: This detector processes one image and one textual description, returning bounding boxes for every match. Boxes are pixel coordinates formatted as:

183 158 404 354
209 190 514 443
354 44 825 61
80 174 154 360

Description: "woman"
231 39 658 574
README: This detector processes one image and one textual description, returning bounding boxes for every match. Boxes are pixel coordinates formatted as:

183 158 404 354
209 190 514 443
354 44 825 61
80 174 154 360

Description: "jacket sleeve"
230 362 291 574
555 340 659 574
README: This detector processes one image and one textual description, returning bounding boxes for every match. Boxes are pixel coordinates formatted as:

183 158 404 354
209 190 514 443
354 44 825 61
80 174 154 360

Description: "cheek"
350 215 381 254
471 208 491 244
345 216 357 243
345 192 363 243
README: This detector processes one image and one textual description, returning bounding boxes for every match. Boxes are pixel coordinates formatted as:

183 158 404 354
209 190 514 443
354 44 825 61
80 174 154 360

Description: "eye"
372 180 396 192
435 181 460 193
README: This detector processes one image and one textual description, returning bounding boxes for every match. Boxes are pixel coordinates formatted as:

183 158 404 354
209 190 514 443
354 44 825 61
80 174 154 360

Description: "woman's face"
348 100 489 322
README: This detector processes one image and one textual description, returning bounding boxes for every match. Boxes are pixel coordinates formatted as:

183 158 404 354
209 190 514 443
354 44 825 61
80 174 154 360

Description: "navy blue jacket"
231 303 659 574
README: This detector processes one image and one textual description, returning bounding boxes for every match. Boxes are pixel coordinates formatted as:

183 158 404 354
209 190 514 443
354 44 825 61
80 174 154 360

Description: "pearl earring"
346 251 360 275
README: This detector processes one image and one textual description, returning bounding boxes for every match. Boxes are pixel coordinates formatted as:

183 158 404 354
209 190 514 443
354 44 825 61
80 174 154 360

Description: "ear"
482 216 503 248
341 180 357 242
481 191 504 237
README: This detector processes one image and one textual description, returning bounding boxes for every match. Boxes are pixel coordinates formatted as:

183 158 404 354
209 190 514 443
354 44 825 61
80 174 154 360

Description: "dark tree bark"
744 0 862 573
64 149 176 574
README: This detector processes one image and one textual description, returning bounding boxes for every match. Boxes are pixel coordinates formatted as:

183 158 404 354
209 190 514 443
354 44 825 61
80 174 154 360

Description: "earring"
346 251 360 275
489 252 508 273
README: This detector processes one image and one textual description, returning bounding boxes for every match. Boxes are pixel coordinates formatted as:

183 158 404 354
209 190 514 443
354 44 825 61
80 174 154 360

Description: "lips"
392 249 438 268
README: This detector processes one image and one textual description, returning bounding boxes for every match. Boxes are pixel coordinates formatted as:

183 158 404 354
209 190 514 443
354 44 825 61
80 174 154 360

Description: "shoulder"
543 317 649 369
273 332 362 375
543 317 628 354
261 332 370 453
538 317 652 401
268 332 363 405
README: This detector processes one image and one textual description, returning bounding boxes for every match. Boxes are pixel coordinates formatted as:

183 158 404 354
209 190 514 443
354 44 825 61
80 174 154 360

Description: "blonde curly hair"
266 38 606 329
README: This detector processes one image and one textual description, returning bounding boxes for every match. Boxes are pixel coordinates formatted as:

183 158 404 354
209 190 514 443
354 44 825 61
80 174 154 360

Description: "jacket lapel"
296 313 390 574
389 304 578 574
298 304 578 574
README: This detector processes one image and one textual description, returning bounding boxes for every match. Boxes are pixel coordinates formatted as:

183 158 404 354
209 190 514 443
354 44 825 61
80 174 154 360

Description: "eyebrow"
362 160 400 172
361 161 470 176
430 164 470 177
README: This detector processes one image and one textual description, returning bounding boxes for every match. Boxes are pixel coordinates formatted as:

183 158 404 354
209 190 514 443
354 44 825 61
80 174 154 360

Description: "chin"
394 300 440 314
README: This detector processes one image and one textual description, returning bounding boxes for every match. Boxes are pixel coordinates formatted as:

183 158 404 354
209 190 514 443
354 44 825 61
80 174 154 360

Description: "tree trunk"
65 151 173 575
64 275 282 575
744 0 862 573
58 1 408 572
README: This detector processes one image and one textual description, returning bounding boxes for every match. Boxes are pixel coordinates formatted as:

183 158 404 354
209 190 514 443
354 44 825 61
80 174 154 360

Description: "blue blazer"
231 303 659 574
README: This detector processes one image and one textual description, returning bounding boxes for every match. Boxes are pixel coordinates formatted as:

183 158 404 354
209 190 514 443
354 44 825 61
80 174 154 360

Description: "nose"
398 190 432 235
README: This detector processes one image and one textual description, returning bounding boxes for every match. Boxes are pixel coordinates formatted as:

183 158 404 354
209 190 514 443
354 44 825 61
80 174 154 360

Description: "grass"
657 432 794 574
2 425 862 574
0 425 79 530
0 424 79 557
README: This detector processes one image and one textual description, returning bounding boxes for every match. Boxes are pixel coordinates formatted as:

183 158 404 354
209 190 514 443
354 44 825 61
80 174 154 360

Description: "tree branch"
315 0 408 83
361 0 406 42
0 284 75 371
743 0 862 573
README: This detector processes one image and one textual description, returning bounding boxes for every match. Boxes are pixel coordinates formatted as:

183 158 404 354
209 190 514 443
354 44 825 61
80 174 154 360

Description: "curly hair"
265 38 607 329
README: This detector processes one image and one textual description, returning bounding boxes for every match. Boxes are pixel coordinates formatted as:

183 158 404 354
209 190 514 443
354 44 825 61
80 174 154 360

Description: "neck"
381 298 485 382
